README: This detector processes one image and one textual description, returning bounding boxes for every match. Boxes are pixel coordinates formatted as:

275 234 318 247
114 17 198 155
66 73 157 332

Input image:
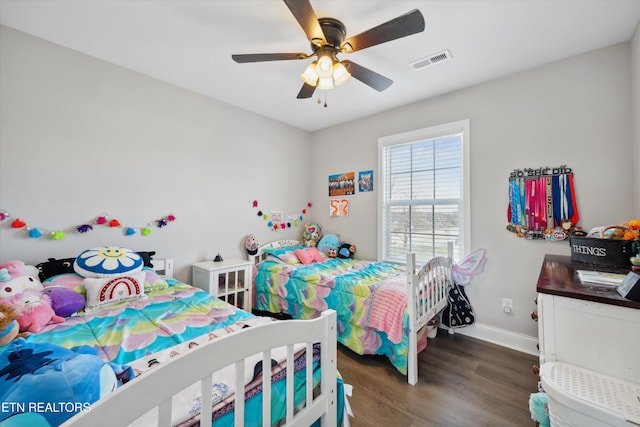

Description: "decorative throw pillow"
74 247 144 278
36 258 76 281
136 251 156 268
83 272 146 312
295 247 325 265
263 246 306 265
142 267 168 291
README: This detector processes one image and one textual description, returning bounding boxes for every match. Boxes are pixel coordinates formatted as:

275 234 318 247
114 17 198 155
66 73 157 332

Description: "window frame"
377 119 471 263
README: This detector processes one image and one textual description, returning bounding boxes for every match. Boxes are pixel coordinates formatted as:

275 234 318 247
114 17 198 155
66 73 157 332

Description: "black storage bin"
569 236 633 268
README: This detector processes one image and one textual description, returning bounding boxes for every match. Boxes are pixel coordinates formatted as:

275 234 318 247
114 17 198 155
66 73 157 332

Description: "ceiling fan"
231 0 425 99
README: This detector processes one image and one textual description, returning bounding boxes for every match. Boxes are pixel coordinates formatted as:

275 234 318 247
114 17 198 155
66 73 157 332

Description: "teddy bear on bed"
302 223 322 247
0 261 64 333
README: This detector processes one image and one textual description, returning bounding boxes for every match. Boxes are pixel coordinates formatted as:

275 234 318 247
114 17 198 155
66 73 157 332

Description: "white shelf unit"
192 258 252 310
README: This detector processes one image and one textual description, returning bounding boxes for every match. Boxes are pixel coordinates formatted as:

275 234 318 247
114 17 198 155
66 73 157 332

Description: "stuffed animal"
42 287 85 317
0 260 43 301
0 304 27 346
245 234 259 255
0 338 134 426
302 223 322 247
528 392 550 427
317 234 340 256
11 290 64 333
337 243 356 259
0 261 63 333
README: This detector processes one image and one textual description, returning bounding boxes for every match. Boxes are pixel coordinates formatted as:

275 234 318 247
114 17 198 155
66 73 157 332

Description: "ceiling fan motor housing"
316 17 347 49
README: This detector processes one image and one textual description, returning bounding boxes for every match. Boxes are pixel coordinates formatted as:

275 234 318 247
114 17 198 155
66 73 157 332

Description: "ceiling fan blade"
297 82 316 99
341 9 425 53
283 0 326 46
232 53 308 63
342 60 392 92
231 53 309 64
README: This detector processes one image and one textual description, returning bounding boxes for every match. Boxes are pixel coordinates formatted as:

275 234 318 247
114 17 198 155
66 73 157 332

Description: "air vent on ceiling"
410 49 452 70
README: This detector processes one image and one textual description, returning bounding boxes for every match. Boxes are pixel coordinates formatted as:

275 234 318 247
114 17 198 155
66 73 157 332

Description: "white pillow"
83 272 146 312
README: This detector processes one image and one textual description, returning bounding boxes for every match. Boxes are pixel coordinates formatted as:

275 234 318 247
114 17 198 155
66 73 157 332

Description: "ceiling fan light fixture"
316 53 334 79
317 76 334 90
301 61 319 86
332 61 350 86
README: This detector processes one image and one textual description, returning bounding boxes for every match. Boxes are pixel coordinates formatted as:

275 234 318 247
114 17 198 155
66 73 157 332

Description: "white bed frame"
60 257 338 427
249 240 452 385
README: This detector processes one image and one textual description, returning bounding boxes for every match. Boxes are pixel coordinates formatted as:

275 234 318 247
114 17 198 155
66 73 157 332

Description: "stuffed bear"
337 243 356 259
302 223 322 247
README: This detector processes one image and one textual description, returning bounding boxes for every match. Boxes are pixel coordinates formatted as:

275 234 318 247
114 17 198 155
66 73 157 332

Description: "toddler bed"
249 240 452 385
0 249 342 426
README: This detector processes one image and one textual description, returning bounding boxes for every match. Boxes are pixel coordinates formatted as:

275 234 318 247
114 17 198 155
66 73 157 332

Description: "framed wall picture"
328 172 355 196
329 199 349 217
358 170 373 192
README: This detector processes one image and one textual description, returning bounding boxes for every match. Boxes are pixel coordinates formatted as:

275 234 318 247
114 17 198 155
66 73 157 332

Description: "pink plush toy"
0 260 43 300
0 260 63 333
11 290 64 333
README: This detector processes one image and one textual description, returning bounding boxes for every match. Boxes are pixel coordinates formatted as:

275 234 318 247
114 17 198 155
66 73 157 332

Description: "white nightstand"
192 258 252 310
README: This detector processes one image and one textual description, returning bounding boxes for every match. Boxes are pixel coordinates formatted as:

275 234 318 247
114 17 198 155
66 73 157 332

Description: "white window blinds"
378 120 470 263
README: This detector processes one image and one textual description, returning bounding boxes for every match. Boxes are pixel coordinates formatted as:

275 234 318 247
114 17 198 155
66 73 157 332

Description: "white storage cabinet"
192 259 252 310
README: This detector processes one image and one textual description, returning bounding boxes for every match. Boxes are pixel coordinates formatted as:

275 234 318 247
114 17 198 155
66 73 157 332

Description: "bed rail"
62 309 337 427
406 244 453 385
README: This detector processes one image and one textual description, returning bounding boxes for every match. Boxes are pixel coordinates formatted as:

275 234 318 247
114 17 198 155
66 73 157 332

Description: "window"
378 120 470 263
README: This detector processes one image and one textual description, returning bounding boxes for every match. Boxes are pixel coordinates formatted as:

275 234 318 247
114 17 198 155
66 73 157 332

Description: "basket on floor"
540 362 640 427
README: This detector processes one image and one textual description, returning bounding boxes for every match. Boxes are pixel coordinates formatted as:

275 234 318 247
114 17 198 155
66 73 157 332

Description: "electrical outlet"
502 298 513 314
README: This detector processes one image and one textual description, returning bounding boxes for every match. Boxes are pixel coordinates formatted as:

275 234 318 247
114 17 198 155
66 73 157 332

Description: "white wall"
0 26 311 282
310 42 635 351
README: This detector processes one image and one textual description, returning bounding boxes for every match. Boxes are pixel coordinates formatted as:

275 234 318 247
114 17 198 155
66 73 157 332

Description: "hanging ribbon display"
506 165 580 240
0 209 176 240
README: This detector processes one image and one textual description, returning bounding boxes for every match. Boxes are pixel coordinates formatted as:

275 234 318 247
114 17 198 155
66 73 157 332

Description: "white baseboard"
439 322 539 356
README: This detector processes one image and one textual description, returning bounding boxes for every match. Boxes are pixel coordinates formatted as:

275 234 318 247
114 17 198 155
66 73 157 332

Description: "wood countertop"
536 254 640 309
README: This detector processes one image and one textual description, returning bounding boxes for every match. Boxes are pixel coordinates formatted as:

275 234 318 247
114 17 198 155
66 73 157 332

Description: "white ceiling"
2 0 640 132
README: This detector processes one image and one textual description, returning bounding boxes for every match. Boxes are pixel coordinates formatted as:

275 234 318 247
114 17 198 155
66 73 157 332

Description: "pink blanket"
366 275 408 344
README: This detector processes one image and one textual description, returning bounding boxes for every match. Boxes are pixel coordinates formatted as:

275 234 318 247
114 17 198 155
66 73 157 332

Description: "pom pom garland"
11 219 26 228
0 209 176 241
250 200 313 231
28 228 42 238
76 224 93 233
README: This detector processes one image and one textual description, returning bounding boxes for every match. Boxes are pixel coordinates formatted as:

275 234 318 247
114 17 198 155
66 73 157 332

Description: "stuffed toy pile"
0 261 65 334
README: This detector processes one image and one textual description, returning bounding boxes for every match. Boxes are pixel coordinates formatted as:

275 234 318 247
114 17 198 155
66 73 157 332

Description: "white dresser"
536 255 640 426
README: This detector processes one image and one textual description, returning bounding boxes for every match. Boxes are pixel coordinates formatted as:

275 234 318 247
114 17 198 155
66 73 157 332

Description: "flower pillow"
294 247 325 265
74 247 144 278
83 272 146 312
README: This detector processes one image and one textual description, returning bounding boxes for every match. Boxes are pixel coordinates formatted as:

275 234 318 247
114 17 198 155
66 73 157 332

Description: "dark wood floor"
337 329 539 427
